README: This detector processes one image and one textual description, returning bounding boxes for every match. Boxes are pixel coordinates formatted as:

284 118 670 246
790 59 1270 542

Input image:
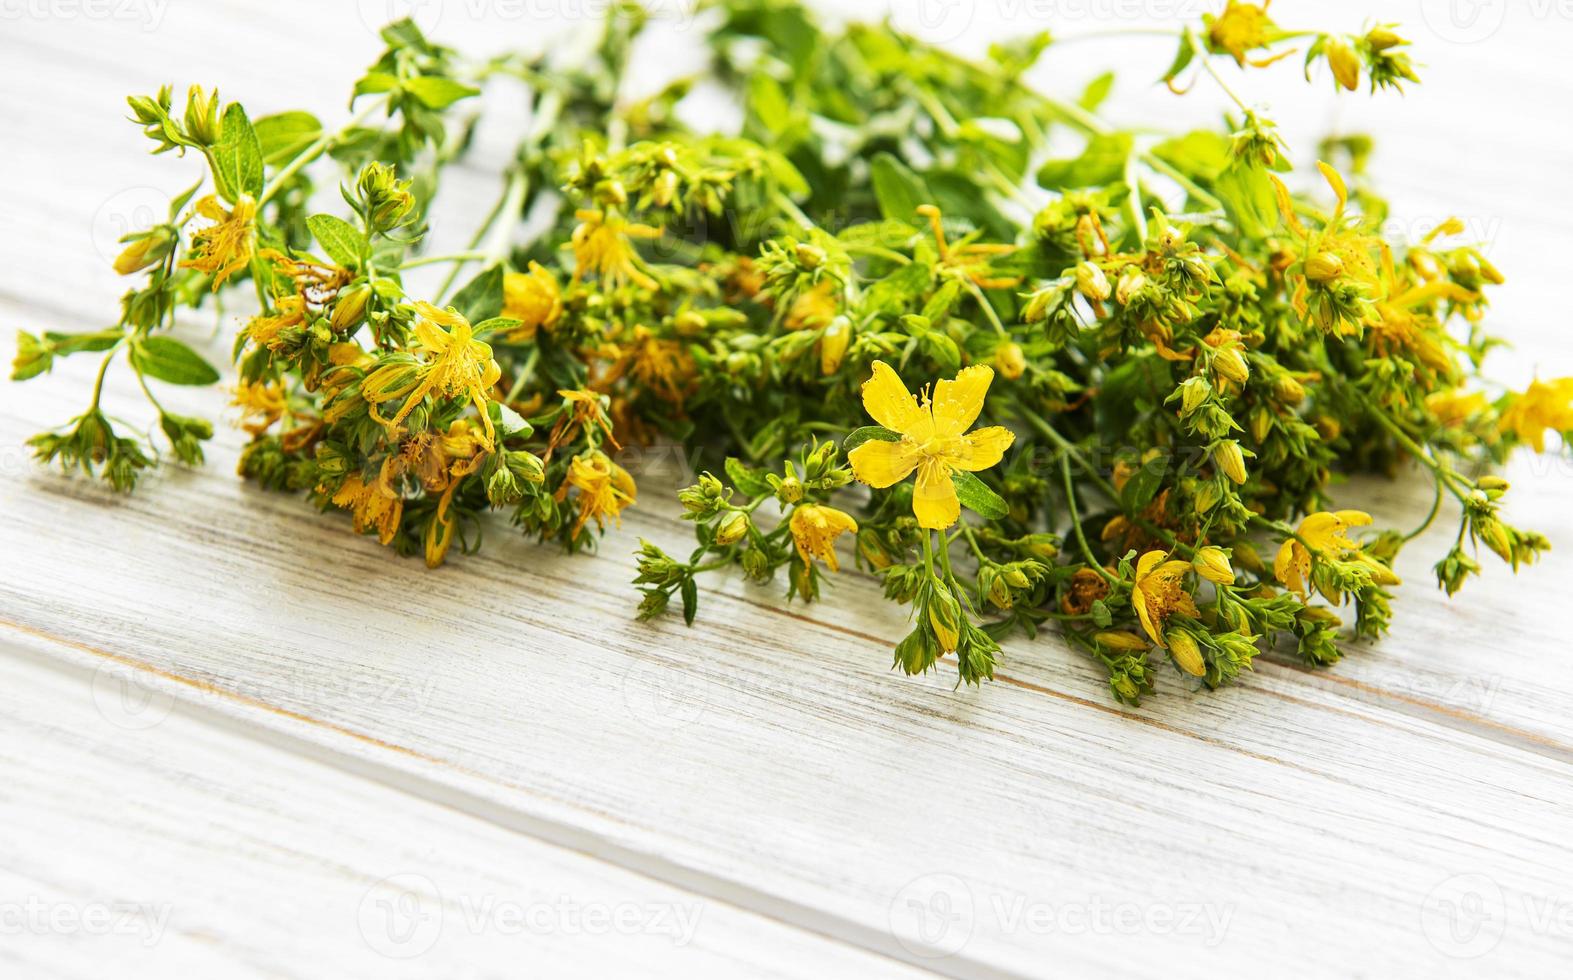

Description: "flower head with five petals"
846 361 1015 530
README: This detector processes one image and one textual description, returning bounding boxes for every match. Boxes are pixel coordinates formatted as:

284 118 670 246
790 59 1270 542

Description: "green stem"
773 191 816 231
965 281 1010 336
1404 475 1446 543
1367 406 1473 501
1187 27 1254 115
259 95 390 206
86 342 126 412
1062 454 1118 583
1124 151 1148 242
400 250 489 270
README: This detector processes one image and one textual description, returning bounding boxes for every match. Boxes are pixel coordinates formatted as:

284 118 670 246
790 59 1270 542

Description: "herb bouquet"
17 1 1569 703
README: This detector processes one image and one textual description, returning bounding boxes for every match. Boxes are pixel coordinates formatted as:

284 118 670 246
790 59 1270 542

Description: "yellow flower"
570 209 661 291
1499 377 1573 452
916 204 1020 289
1273 510 1372 598
245 294 307 350
232 379 287 435
789 505 858 572
785 281 838 330
364 303 503 449
181 194 257 290
1425 388 1488 428
555 451 637 535
329 473 403 545
602 326 695 405
993 341 1026 381
1130 551 1200 648
1205 0 1276 66
501 262 563 341
847 361 1015 529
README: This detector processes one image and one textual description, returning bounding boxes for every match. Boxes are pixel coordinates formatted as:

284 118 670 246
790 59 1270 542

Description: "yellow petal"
912 459 960 529
1135 550 1166 581
848 438 920 488
931 364 994 437
950 425 1015 472
1133 584 1163 647
861 361 928 436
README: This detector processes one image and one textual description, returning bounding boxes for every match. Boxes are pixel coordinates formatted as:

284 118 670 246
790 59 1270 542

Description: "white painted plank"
3 338 1572 977
0 640 927 979
4 2 1573 978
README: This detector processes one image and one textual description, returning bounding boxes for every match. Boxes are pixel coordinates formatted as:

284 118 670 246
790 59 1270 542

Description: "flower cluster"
14 3 1568 702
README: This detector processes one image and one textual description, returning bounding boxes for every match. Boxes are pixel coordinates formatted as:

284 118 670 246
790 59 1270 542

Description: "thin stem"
1187 27 1254 115
87 342 125 411
1403 475 1446 543
1039 93 1225 214
965 281 1010 336
259 95 390 206
400 250 489 270
1368 406 1473 501
1124 151 1148 243
773 191 816 231
1062 454 1118 583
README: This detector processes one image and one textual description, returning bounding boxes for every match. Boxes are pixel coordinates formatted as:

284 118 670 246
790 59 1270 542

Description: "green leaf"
130 336 220 386
253 111 322 166
208 103 263 203
744 72 793 137
46 328 125 356
1036 133 1132 190
1078 71 1115 111
404 76 480 110
680 576 698 627
491 401 532 439
1119 454 1169 513
353 72 399 98
451 265 504 323
725 457 772 496
870 153 930 223
843 426 901 453
952 470 1009 520
1159 32 1197 87
1151 130 1233 184
306 214 368 268
471 316 523 339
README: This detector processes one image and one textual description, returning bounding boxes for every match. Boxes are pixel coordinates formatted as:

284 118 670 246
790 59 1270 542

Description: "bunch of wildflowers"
15 2 1569 702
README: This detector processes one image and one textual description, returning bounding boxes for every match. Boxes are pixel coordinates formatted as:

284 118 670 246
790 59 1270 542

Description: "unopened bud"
1167 630 1206 676
1075 261 1111 302
1192 546 1235 585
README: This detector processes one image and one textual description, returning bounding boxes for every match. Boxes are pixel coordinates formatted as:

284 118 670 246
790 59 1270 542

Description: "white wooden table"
3 2 1571 976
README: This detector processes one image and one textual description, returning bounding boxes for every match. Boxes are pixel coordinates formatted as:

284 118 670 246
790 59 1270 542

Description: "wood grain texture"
0 640 926 979
3 2 1572 977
